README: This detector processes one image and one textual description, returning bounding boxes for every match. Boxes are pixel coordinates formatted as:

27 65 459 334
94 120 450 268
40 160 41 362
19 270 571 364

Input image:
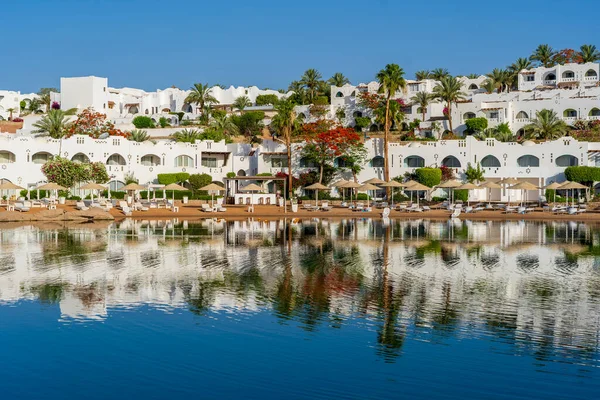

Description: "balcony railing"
561 77 576 82
543 80 556 85
584 75 598 81
562 116 577 121
515 118 530 123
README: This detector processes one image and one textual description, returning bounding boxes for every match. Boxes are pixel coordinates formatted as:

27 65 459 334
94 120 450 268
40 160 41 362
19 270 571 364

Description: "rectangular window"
489 112 499 119
201 157 217 168
271 157 288 167
526 75 535 82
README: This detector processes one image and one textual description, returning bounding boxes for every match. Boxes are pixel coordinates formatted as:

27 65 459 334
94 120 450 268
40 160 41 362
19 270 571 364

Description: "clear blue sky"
4 0 598 93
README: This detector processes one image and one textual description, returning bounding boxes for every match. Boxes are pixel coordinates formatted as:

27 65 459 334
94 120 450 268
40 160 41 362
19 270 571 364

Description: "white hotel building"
1 64 600 202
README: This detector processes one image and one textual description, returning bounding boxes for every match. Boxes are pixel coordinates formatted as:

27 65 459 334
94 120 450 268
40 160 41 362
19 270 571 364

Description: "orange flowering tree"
301 127 365 183
552 49 583 65
67 108 129 139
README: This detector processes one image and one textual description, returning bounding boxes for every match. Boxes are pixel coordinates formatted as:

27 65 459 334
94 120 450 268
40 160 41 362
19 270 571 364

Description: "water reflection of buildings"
1 218 600 365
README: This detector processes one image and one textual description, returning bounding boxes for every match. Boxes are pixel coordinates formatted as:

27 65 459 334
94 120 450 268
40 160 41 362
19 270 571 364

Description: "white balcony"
584 75 598 81
543 80 556 85
562 117 577 122
515 118 530 123
561 77 576 82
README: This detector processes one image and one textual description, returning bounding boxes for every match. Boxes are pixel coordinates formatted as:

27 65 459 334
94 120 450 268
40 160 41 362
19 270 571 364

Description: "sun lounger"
201 204 211 212
75 201 89 211
422 205 431 212
216 205 227 212
134 202 149 211
14 202 30 212
450 209 461 218
121 206 132 216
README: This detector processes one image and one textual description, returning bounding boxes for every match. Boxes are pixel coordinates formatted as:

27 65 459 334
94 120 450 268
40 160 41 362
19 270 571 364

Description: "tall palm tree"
38 93 51 112
524 109 569 140
233 96 252 113
579 44 600 63
430 68 450 80
185 83 219 116
32 109 72 154
410 91 436 122
465 73 479 79
128 129 154 143
481 79 496 94
170 129 201 144
376 63 407 189
300 69 323 103
271 98 298 193
530 44 556 67
328 72 350 87
210 114 239 137
508 57 533 90
432 76 466 133
486 68 509 93
288 80 308 105
414 70 431 81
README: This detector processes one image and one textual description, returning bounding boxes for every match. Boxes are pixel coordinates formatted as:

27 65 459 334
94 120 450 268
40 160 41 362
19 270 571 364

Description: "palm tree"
415 70 431 81
376 64 407 189
38 93 51 112
129 129 154 143
28 98 41 113
474 124 515 142
524 109 569 140
185 83 219 117
530 44 556 67
432 76 466 133
579 44 600 63
288 80 308 105
210 114 239 137
508 57 533 90
486 68 509 93
465 73 479 79
6 108 15 120
233 96 252 113
300 69 323 103
271 98 299 192
481 79 496 94
328 72 350 87
410 91 435 122
32 109 72 154
170 129 201 144
430 68 450 80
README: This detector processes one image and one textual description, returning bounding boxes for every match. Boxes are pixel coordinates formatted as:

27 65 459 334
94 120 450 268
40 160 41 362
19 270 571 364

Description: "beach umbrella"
200 183 225 208
332 179 349 202
37 182 67 200
364 177 386 185
0 181 25 202
508 182 539 207
456 182 480 206
80 182 106 202
402 180 420 202
121 183 146 203
163 183 187 205
340 181 362 204
559 181 588 207
305 183 330 206
404 182 430 207
544 181 562 204
380 180 405 207
498 178 518 205
241 183 263 206
358 183 379 208
479 181 501 206
437 179 462 204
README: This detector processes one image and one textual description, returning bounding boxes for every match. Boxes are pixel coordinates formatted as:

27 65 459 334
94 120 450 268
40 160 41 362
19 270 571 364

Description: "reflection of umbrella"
163 183 187 205
358 183 379 208
305 183 330 206
80 183 106 202
0 181 25 201
508 182 539 207
456 182 480 206
340 181 361 203
404 182 430 207
380 180 405 207
241 183 263 205
479 181 501 205
544 181 562 203
200 183 225 208
437 179 462 204
559 181 588 207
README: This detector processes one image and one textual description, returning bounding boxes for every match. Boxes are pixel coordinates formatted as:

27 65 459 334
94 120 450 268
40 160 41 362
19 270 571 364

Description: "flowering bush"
443 107 449 116
51 101 60 110
11 117 24 122
67 108 129 139
41 157 109 189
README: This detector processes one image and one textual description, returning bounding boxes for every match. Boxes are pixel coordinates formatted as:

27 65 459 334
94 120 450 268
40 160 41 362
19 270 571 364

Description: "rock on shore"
0 208 114 222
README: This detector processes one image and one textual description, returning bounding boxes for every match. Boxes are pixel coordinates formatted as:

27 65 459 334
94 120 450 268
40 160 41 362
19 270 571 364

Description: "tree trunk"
286 134 292 198
319 164 324 183
384 98 391 198
447 102 453 133
422 109 426 124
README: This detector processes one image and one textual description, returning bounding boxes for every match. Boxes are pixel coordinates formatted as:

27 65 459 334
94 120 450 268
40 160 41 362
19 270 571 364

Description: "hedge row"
157 173 190 185
564 166 600 185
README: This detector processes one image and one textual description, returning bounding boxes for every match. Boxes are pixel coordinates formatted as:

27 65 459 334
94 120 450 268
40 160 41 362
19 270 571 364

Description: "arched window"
516 111 529 119
371 156 384 168
299 157 318 168
353 111 363 118
31 152 53 164
335 91 344 98
236 169 246 176
585 69 598 77
129 105 139 114
369 124 379 132
589 108 600 117
562 71 575 79
161 108 171 113
141 154 161 166
441 156 461 168
468 84 478 90
0 151 16 164
182 103 193 113
174 155 194 168
107 154 126 166
563 109 577 118
545 73 556 81
481 155 501 168
517 154 539 167
404 156 425 168
109 180 125 192
463 112 476 120
556 155 578 167
71 153 90 163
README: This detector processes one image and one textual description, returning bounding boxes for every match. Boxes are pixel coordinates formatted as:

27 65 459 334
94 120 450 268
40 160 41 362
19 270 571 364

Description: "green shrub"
454 189 468 202
313 96 329 106
432 196 448 202
354 117 371 132
465 117 488 134
226 172 236 178
564 166 600 186
256 172 273 176
255 94 279 106
20 100 26 110
157 173 190 185
20 190 50 199
188 173 213 195
159 117 170 128
415 167 442 188
132 116 155 129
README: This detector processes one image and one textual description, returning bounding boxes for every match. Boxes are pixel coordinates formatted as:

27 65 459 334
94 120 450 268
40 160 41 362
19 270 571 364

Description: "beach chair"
201 204 211 212
121 206 132 216
216 205 227 212
422 205 431 212
13 202 30 212
134 202 149 211
75 201 89 211
450 208 461 218
381 207 391 218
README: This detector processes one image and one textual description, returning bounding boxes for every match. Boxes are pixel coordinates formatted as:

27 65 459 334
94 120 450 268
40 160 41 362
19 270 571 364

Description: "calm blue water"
1 218 599 399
